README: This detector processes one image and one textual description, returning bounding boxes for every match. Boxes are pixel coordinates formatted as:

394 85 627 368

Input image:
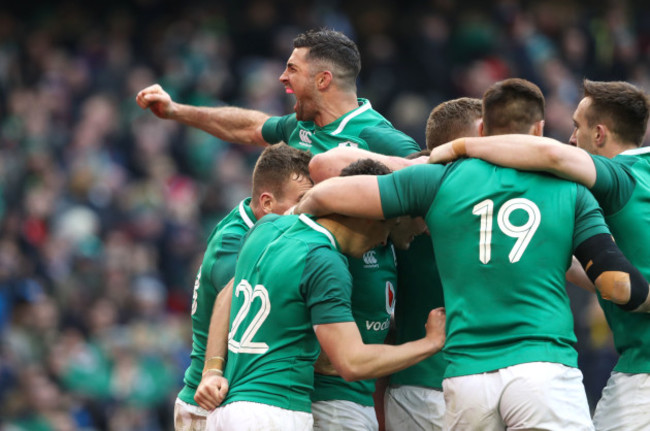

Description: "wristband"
202 368 223 377
203 356 225 374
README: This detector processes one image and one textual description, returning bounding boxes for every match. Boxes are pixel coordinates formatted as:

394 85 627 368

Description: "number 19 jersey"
223 214 354 413
378 160 610 379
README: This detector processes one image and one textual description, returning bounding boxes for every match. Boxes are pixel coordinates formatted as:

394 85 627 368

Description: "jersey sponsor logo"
337 141 359 148
299 129 313 146
365 318 391 332
386 281 396 315
362 250 378 268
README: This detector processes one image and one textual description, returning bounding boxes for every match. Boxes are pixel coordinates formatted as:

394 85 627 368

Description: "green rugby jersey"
261 98 420 156
378 161 610 378
311 244 397 406
590 148 650 373
178 198 257 406
223 214 354 413
390 234 447 389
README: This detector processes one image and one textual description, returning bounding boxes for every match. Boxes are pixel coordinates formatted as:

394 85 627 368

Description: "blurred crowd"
0 0 648 429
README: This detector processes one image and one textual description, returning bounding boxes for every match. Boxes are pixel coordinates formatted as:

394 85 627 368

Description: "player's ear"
478 121 486 137
259 192 276 215
531 120 544 137
316 71 332 90
594 124 608 148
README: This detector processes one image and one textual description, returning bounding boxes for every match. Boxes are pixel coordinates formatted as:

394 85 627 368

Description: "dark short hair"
252 144 312 199
426 97 482 150
293 29 361 91
583 79 650 147
340 159 391 177
482 78 545 136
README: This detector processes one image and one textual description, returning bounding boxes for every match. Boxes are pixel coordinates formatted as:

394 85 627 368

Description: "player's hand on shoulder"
194 372 230 411
424 307 446 352
135 84 174 119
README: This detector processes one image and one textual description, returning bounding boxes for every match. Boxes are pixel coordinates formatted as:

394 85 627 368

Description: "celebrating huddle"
137 29 650 431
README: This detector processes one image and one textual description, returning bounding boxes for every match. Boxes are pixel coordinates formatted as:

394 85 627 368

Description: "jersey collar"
298 214 338 249
621 146 650 156
239 198 257 229
318 98 372 135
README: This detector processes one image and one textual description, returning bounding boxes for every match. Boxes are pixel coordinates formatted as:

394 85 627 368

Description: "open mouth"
285 88 294 94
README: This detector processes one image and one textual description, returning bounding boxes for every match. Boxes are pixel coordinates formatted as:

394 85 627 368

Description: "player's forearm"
170 104 270 147
310 148 413 183
463 135 597 187
575 234 650 313
203 279 234 372
566 256 596 293
338 338 440 381
464 135 559 169
295 176 384 218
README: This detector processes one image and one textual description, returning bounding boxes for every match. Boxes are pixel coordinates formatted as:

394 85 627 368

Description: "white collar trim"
621 147 650 156
331 101 372 136
238 200 255 228
298 214 337 248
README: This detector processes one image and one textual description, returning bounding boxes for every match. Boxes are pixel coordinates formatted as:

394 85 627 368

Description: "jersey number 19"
472 198 541 264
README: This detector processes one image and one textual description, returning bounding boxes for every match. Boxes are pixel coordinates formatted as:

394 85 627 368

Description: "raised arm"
294 175 384 219
314 308 446 381
194 279 234 410
429 135 597 188
136 84 269 147
309 147 418 183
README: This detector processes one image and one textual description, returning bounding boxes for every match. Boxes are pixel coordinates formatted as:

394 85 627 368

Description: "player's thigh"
207 401 313 431
499 362 593 431
385 385 444 431
443 373 505 431
174 398 208 431
593 372 650 431
312 399 378 431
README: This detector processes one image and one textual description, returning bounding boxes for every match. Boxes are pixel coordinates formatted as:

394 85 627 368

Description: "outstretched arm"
136 84 269 147
294 175 384 219
314 308 446 381
194 279 234 410
429 135 597 187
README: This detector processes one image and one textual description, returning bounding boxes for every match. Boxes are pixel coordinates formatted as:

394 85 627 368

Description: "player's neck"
316 215 375 258
608 141 638 158
314 92 359 128
315 216 355 253
250 200 265 221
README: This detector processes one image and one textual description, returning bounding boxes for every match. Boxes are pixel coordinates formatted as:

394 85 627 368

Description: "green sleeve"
261 114 298 144
573 184 612 250
377 164 446 219
301 247 354 325
590 155 637 215
210 234 243 293
359 126 421 156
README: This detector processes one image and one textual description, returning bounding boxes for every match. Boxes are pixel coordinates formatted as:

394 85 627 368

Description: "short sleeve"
210 234 244 293
378 164 446 219
590 155 637 215
301 247 354 325
573 184 611 250
359 126 421 157
262 114 298 144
